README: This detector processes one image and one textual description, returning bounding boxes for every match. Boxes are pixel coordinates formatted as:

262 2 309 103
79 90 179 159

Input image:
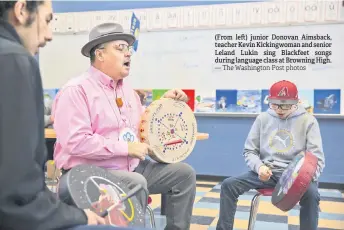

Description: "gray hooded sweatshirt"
243 106 325 181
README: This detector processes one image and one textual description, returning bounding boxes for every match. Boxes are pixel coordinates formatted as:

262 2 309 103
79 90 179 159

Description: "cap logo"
278 87 289 97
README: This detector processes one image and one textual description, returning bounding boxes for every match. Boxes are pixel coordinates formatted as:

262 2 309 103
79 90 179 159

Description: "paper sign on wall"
130 13 140 52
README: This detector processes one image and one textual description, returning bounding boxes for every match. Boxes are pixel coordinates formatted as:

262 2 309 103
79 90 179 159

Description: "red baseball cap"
268 80 299 104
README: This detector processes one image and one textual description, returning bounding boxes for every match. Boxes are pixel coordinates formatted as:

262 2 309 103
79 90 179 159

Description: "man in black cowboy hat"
52 22 197 230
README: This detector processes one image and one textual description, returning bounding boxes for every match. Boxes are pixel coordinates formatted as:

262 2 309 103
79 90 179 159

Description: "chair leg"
160 193 167 215
146 205 156 228
247 193 261 230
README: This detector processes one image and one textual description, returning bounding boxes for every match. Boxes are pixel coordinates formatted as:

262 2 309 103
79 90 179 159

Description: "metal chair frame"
146 196 156 228
247 188 274 230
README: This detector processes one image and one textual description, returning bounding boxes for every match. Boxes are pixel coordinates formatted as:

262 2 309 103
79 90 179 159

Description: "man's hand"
128 142 153 160
258 165 273 182
163 89 188 102
83 209 106 225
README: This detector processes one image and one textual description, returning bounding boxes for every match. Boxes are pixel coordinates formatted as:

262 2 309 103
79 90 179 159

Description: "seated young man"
216 80 325 230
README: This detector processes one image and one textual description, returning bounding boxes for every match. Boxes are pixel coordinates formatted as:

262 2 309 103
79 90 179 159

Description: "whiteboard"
128 23 344 90
40 22 344 91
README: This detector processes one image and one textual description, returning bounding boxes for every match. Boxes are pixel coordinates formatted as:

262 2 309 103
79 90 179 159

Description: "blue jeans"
216 171 320 230
69 226 151 230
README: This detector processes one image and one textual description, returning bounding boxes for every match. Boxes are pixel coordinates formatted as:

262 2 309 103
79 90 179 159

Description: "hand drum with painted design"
271 151 318 212
57 164 145 227
140 98 197 163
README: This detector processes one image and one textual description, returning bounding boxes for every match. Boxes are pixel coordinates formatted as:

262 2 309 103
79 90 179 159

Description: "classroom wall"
48 1 344 186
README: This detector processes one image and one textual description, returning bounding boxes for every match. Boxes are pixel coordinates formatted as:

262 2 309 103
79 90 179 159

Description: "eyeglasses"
96 43 134 55
269 103 294 110
114 44 134 55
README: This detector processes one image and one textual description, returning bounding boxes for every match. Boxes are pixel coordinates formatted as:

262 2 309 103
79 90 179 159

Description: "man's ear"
13 0 29 25
95 49 104 62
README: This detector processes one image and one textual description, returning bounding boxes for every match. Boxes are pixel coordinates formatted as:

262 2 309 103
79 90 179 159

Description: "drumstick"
164 139 183 145
152 139 184 151
99 184 143 218
90 177 104 192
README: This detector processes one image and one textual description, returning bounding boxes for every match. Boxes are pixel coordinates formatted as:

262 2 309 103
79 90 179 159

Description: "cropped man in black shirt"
0 1 147 230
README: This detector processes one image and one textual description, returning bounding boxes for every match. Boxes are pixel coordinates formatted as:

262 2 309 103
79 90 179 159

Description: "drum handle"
99 184 143 217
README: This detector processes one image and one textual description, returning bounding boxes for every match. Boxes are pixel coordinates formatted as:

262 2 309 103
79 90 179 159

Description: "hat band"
92 31 124 41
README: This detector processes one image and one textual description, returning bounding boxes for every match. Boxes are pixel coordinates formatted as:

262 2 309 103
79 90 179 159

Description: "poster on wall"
195 89 215 113
215 90 238 112
182 89 195 111
135 89 153 107
43 88 59 112
261 89 269 112
44 89 59 102
130 12 140 52
298 90 314 114
313 89 341 114
152 89 168 101
236 90 261 113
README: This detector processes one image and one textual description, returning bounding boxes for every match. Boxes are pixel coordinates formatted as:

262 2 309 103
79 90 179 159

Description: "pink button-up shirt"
52 66 144 172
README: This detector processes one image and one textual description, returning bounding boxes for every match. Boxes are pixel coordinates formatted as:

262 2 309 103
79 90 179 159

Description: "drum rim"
272 151 318 211
140 98 198 163
57 164 145 226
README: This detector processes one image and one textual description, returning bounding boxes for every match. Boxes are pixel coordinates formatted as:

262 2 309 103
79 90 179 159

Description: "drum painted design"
140 98 197 163
57 165 145 227
271 151 318 212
